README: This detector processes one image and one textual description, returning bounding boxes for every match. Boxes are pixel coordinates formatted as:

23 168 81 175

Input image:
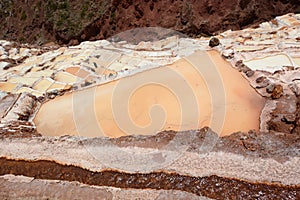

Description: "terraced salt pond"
244 53 297 73
34 51 265 137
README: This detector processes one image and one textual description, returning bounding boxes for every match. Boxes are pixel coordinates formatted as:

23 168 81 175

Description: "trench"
0 157 298 200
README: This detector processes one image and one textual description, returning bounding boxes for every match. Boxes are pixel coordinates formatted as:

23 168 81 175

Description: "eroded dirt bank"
0 0 299 45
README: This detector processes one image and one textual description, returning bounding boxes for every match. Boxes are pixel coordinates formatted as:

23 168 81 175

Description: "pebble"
271 84 283 99
209 37 220 47
222 49 234 59
245 69 254 77
256 76 270 88
266 84 275 93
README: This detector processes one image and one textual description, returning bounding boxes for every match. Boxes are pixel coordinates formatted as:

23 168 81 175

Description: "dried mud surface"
0 0 299 45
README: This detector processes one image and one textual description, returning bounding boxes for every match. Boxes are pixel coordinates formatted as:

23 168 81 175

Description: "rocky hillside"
0 0 299 45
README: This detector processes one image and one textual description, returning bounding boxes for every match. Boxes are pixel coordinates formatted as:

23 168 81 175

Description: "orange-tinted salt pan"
34 51 265 137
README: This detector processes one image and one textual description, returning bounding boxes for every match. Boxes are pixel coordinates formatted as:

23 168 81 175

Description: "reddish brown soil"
0 0 299 45
0 157 299 200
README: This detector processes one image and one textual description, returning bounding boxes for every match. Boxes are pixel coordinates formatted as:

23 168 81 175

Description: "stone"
255 76 270 88
271 84 283 99
209 37 220 47
256 76 265 84
236 62 253 77
235 60 244 68
245 69 255 77
222 49 234 59
266 84 275 93
235 61 254 77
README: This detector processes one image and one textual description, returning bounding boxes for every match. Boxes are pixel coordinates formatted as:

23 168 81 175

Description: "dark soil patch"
0 157 299 199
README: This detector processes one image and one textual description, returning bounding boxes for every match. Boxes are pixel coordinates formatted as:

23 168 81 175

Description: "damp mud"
34 51 265 137
0 158 299 200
